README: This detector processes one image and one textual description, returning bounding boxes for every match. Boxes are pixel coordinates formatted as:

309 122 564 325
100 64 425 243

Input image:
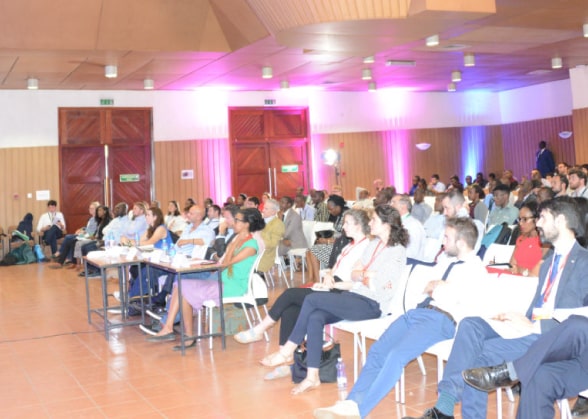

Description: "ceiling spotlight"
143 79 154 90
464 53 476 67
27 78 39 90
363 56 375 64
451 70 462 82
105 65 117 78
583 23 588 38
262 66 273 79
368 81 377 92
447 82 456 92
551 57 563 69
426 34 439 47
280 80 290 90
362 69 372 80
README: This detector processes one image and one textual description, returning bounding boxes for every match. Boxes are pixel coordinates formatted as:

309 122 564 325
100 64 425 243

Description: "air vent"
386 60 416 67
437 44 469 51
527 69 552 76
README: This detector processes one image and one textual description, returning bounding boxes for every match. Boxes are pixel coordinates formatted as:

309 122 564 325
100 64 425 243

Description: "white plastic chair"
266 246 290 288
202 246 269 349
286 220 316 284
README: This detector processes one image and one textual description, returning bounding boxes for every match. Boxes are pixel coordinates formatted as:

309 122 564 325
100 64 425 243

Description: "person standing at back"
536 140 555 178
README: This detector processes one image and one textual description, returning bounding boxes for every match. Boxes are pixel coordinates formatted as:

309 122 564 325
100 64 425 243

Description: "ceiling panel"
0 0 587 92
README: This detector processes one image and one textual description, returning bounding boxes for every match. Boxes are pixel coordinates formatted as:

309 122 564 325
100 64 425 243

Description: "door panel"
59 109 104 146
230 109 265 141
110 109 152 144
60 146 104 232
269 110 307 138
110 145 152 206
233 144 269 197
270 141 308 198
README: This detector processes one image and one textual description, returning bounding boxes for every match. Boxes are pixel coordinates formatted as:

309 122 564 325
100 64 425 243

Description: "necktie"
418 260 464 308
540 253 561 304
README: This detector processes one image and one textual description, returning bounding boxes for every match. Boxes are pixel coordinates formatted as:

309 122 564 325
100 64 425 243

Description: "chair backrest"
313 221 334 234
301 220 316 248
481 273 538 315
482 243 515 265
243 241 265 298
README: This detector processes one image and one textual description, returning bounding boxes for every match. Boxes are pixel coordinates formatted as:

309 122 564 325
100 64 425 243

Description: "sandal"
264 365 291 381
291 378 320 395
234 328 263 344
260 351 293 368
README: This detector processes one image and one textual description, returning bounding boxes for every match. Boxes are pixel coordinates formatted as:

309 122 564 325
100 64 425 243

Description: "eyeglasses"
519 216 536 223
234 218 245 223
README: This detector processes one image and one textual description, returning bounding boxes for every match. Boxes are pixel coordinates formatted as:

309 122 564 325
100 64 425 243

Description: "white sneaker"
313 400 360 419
146 309 163 321
139 323 160 336
113 291 121 302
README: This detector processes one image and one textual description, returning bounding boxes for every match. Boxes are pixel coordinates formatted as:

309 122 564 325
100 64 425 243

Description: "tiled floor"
0 263 520 418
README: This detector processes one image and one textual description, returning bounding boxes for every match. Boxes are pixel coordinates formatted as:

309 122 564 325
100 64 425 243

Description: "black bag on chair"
291 339 341 383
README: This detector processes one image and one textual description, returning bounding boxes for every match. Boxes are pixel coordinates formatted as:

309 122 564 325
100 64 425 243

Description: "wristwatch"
522 268 529 277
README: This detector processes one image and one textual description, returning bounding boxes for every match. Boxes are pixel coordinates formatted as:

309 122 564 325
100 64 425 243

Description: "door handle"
273 168 278 196
268 168 273 197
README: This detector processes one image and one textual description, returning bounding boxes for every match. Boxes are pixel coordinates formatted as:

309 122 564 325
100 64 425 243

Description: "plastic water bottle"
162 241 169 254
168 244 176 259
134 232 140 246
336 357 347 390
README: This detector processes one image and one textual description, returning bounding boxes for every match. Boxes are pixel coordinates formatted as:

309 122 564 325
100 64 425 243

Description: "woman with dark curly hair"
259 205 408 394
147 208 266 342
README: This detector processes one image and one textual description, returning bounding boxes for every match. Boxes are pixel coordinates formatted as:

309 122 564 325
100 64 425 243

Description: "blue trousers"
437 317 539 418
42 225 63 254
288 292 381 371
513 315 588 419
348 308 456 418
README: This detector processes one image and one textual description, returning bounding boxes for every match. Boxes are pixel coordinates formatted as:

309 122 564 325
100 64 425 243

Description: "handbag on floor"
291 338 340 383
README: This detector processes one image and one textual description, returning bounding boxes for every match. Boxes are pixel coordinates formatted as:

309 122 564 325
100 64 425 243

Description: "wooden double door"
229 107 309 199
59 108 152 231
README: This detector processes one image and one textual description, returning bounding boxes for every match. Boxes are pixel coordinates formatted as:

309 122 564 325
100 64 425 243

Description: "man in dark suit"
461 315 588 419
405 197 588 419
278 196 307 256
536 140 556 178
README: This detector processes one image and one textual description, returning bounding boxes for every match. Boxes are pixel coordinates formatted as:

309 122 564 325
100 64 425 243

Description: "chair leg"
253 305 269 342
264 272 275 288
505 387 515 402
496 388 503 419
208 305 214 349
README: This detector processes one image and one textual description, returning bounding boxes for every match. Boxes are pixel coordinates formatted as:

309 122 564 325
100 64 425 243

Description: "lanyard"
542 253 568 304
333 237 367 272
363 240 386 272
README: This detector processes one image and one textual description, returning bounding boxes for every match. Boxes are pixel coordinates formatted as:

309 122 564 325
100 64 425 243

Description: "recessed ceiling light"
27 78 39 90
362 69 372 80
368 81 376 92
426 34 439 47
447 82 456 92
280 80 290 90
551 57 563 69
464 53 475 67
143 79 154 90
105 65 117 78
262 66 273 79
451 70 462 82
363 56 375 64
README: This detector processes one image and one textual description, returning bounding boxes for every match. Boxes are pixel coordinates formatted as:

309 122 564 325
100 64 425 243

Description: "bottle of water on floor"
336 357 348 400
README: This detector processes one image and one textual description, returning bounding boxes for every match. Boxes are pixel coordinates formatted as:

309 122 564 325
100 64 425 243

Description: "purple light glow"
383 130 410 193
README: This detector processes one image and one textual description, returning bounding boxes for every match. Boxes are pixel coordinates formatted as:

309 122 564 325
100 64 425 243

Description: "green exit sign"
100 98 114 106
120 174 140 182
281 165 299 173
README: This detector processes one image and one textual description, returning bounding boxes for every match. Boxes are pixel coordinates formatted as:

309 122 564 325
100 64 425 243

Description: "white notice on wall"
36 190 50 201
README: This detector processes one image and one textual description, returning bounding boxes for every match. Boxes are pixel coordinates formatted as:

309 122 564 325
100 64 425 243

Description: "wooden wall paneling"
154 139 231 211
573 108 588 165
0 147 59 237
501 115 574 180
58 108 103 146
311 131 388 199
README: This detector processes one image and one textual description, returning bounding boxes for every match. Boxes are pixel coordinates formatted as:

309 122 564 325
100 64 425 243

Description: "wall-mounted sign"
100 98 114 106
120 174 140 182
181 170 194 180
281 165 299 173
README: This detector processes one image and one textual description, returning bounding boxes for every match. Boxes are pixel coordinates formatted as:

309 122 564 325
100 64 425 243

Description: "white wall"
570 66 588 110
498 79 573 124
0 79 576 149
